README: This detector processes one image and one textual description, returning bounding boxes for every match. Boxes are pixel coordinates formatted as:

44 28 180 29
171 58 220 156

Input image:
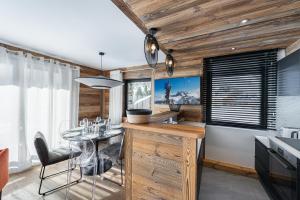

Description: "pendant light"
144 28 159 69
75 52 124 89
165 49 175 77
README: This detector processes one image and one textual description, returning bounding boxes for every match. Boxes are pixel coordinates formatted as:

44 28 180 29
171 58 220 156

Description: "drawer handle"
267 149 292 170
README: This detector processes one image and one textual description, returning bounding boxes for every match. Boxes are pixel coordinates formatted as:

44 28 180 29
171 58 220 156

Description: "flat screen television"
154 76 201 105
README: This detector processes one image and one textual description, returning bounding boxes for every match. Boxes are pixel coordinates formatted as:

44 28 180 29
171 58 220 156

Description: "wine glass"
106 119 111 134
82 118 89 127
95 116 102 124
79 120 85 127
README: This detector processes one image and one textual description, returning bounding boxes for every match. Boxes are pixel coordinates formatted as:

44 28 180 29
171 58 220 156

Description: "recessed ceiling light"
231 47 236 50
241 19 248 24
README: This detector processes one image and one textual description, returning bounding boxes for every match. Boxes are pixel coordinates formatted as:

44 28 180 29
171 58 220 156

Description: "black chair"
99 130 125 185
34 132 82 196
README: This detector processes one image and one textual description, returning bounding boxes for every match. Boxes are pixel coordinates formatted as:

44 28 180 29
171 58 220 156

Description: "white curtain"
0 47 80 173
109 70 123 125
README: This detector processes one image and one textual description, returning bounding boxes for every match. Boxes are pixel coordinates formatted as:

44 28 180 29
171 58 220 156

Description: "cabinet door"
255 139 269 182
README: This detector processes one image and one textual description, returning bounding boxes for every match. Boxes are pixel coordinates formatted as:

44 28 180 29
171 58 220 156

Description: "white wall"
205 125 273 168
277 96 300 129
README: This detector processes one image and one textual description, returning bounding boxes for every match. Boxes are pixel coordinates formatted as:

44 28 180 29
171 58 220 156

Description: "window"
203 50 277 129
0 47 79 172
125 79 151 111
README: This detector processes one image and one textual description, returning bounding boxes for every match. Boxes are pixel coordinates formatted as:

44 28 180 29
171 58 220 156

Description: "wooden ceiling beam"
286 39 300 56
112 0 168 54
112 0 148 34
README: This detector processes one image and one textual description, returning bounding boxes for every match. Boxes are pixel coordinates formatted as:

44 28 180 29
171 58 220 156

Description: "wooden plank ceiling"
112 0 300 64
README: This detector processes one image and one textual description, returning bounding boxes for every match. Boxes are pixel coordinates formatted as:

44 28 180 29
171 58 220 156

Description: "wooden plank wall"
101 71 111 118
121 59 203 122
79 67 103 120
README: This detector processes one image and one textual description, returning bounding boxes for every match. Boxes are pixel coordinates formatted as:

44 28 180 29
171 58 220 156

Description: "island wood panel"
112 0 300 63
182 138 197 200
125 128 133 200
125 127 200 200
132 130 183 161
131 176 181 200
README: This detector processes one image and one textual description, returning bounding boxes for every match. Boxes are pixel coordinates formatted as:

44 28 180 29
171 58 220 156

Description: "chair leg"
38 164 82 196
120 159 123 186
38 166 45 195
39 165 44 179
99 159 123 186
0 190 2 200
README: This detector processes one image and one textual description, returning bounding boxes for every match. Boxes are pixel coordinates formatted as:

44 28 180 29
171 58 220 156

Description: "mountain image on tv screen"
154 76 201 105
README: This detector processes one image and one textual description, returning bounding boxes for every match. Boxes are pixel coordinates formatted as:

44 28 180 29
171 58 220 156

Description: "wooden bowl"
126 109 152 124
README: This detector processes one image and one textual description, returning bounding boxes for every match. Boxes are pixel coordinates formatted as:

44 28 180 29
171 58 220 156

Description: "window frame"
204 50 277 130
124 78 152 113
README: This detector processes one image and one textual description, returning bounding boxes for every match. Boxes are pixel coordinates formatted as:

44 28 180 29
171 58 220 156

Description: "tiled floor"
199 167 270 200
3 164 269 200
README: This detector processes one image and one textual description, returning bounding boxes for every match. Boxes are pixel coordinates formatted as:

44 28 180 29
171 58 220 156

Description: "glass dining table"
62 125 123 175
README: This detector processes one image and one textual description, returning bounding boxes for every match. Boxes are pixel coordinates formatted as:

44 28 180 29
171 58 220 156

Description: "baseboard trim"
203 159 258 179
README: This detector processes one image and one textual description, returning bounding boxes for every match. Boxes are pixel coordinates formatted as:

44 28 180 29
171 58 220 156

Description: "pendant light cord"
99 52 105 71
100 54 102 71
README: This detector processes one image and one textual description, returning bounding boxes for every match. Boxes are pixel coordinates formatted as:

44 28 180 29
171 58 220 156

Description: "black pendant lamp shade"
75 52 123 89
144 28 159 69
165 49 175 77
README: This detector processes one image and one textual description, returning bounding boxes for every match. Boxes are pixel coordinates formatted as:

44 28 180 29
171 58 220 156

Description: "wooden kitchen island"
122 122 205 200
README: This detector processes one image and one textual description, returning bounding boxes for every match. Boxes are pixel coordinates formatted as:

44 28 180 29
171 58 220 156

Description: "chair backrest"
34 132 49 166
119 129 125 160
68 135 96 168
0 148 9 190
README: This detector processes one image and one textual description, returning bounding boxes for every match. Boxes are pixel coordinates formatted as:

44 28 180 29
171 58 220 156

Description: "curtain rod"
4 48 80 70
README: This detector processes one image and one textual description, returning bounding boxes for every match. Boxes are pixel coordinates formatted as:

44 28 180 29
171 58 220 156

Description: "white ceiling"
0 0 164 70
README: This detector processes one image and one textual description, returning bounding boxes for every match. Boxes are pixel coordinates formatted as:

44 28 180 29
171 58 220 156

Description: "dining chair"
34 132 82 196
64 134 113 200
0 148 9 200
99 129 125 185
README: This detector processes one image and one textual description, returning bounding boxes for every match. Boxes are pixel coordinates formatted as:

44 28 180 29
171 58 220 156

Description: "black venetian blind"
203 50 277 129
